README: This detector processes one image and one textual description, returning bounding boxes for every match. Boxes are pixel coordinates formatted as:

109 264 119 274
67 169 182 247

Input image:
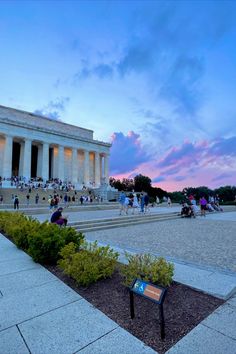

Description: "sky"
0 0 236 191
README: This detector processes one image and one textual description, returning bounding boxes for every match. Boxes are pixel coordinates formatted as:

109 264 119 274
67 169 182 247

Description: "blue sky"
0 0 236 191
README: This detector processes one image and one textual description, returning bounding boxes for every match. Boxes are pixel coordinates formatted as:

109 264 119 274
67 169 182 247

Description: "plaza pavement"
1 207 236 353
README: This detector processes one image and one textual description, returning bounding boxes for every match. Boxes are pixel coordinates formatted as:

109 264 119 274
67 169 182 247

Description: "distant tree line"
109 175 236 204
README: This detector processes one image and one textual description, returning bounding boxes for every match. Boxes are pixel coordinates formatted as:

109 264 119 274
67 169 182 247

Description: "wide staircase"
0 188 95 209
68 211 179 233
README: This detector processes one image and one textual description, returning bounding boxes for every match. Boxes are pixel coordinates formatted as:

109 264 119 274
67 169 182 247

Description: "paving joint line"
0 266 39 278
12 299 83 328
201 322 236 342
75 326 119 353
16 325 32 354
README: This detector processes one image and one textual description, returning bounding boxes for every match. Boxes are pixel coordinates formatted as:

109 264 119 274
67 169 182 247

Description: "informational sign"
132 279 165 304
129 278 167 339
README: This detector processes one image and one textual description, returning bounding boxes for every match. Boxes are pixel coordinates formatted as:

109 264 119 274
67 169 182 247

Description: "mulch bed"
46 265 224 353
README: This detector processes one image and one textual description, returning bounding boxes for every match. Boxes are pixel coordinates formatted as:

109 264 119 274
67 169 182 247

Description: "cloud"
109 131 151 175
73 63 114 82
159 55 204 116
152 176 166 183
34 97 70 120
212 173 232 182
174 176 186 182
157 141 205 169
209 137 236 157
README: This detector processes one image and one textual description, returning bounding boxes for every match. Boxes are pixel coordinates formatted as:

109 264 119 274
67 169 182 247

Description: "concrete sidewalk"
0 234 155 354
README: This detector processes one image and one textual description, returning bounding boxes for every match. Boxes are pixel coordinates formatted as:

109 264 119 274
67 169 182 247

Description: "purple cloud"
110 131 150 174
212 173 232 182
157 141 205 169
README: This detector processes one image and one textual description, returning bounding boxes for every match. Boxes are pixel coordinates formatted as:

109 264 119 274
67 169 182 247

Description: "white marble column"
19 142 24 178
2 135 13 179
58 145 64 182
104 154 109 183
83 150 90 185
94 152 100 187
52 146 58 179
37 145 42 178
22 139 32 181
71 148 78 184
41 142 49 181
100 155 103 182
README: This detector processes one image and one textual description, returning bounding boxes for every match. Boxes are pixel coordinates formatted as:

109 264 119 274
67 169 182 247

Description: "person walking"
119 191 126 215
140 193 145 214
144 193 150 213
13 195 19 210
167 196 172 207
35 193 39 204
199 196 207 217
26 194 30 207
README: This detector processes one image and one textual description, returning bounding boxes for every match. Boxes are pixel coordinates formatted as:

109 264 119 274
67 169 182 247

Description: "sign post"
129 278 167 340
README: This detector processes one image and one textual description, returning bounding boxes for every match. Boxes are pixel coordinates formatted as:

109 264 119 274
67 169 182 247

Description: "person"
140 193 145 213
80 195 84 205
50 207 67 226
156 196 160 205
35 193 39 204
144 193 150 213
167 196 172 207
0 195 3 204
180 203 193 218
64 194 68 207
119 191 126 215
132 193 139 214
26 194 30 206
199 196 207 217
14 195 19 210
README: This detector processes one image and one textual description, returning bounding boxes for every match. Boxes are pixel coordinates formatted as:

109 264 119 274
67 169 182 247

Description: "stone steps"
69 212 179 233
22 203 119 215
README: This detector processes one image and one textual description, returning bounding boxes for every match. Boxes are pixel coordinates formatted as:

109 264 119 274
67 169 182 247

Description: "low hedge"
58 241 119 286
121 253 174 287
0 212 84 264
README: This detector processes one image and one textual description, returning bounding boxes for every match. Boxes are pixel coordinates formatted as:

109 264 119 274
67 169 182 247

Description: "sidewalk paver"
19 300 118 354
166 323 236 354
78 326 156 354
0 326 29 354
202 302 236 339
0 267 58 296
0 280 81 330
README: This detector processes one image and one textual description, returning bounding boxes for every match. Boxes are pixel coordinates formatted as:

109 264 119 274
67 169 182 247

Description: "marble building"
0 105 111 188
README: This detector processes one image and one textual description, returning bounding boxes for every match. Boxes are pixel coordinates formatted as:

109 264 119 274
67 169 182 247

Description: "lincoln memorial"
0 105 111 188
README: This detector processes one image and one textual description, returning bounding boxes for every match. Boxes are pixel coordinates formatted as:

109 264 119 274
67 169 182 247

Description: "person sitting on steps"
50 207 68 226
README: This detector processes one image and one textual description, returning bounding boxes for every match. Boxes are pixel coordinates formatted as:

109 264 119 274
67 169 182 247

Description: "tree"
134 174 151 192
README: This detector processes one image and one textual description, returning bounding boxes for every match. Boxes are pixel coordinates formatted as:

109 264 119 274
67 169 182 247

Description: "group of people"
118 191 150 215
180 194 223 218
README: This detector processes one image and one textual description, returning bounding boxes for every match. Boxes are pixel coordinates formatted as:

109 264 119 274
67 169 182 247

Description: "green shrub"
121 253 174 287
27 223 84 264
0 212 84 265
58 241 119 286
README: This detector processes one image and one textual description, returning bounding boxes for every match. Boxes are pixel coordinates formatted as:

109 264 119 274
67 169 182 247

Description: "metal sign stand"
129 278 167 340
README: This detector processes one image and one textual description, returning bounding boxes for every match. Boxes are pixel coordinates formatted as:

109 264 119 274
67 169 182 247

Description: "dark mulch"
46 265 224 353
